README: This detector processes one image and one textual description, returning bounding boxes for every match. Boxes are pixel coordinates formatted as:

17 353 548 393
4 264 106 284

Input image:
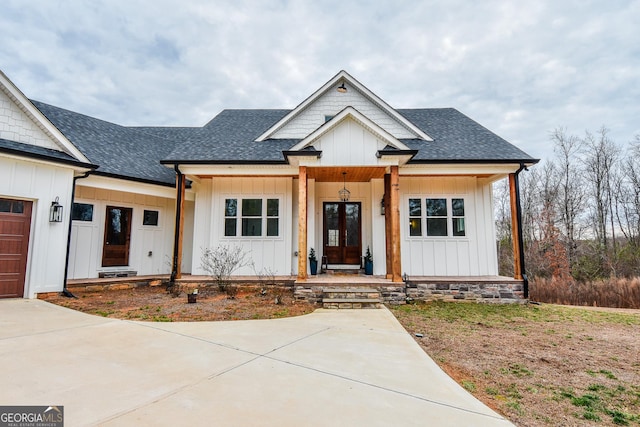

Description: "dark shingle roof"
397 109 534 162
165 107 535 163
26 101 535 186
32 100 186 185
0 137 96 168
163 109 292 162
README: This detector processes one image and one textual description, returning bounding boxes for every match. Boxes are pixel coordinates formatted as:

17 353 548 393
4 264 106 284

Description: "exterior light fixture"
337 82 347 93
338 172 350 202
380 196 385 215
49 196 63 222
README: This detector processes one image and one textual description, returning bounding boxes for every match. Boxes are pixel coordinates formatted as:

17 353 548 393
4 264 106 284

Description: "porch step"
324 269 362 275
321 287 381 309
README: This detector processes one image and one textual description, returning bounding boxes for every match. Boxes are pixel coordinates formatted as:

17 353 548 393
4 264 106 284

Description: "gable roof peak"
0 70 91 164
255 70 433 142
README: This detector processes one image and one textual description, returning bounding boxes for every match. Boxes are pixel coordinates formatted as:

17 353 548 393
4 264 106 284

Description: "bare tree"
551 127 585 269
616 135 640 249
494 178 514 276
581 126 620 275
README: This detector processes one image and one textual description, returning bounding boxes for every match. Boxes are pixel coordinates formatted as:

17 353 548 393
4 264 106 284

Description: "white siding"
191 177 293 276
0 156 74 297
272 87 416 139
399 176 498 276
67 186 176 279
0 89 61 151
313 118 387 166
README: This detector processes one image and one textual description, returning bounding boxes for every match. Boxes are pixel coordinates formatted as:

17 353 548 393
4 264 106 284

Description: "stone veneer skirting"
295 277 525 305
61 275 524 305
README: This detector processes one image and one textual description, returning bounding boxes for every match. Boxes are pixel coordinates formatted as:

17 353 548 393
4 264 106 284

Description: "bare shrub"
254 265 283 304
200 245 252 297
530 276 640 308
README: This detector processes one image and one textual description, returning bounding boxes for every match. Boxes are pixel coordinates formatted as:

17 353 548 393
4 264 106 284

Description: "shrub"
200 244 252 296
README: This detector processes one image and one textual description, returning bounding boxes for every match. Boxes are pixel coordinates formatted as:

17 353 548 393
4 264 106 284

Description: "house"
0 70 537 301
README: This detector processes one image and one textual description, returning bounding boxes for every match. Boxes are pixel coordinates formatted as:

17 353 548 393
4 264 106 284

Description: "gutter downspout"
170 165 184 284
62 171 92 298
514 162 529 298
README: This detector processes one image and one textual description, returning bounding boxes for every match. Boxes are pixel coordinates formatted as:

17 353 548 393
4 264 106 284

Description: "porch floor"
66 274 521 287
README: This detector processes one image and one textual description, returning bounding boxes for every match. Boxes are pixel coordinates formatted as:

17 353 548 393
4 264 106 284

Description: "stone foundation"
405 279 525 303
295 278 525 305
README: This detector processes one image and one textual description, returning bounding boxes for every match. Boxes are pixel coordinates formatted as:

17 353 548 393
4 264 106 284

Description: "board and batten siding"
67 185 178 279
191 177 293 276
399 176 498 276
312 118 388 166
0 156 74 297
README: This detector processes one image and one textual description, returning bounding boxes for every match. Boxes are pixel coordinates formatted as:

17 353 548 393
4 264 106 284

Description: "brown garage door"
0 198 32 298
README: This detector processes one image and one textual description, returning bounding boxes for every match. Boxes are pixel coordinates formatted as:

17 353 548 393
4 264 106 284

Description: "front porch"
293 274 524 305
62 273 524 305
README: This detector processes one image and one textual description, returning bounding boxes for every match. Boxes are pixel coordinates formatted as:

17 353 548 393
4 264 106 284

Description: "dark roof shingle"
32 101 186 185
28 101 536 186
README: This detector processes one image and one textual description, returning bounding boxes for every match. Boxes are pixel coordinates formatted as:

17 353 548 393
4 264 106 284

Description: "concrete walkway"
0 299 513 426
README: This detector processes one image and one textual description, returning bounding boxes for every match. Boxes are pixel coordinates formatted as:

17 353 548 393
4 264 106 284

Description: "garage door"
0 198 32 298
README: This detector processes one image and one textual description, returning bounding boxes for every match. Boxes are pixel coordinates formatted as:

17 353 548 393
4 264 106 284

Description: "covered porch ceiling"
307 166 387 182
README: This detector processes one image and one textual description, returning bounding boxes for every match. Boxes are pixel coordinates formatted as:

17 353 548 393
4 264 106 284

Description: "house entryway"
102 206 132 267
323 202 361 266
0 198 32 298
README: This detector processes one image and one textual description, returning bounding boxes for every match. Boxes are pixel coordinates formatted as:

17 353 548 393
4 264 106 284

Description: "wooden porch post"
390 166 402 282
509 173 523 280
172 168 186 280
384 173 392 279
297 166 308 281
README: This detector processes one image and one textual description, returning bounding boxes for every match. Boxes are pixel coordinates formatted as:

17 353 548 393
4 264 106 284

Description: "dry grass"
530 277 640 309
391 302 640 426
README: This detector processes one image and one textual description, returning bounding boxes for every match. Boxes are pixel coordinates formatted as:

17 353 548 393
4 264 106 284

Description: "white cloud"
1 0 638 160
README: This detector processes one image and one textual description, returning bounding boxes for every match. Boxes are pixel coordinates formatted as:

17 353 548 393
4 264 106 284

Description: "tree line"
496 127 640 282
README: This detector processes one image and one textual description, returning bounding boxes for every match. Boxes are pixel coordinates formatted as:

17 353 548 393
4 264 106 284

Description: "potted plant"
364 247 373 275
309 248 318 275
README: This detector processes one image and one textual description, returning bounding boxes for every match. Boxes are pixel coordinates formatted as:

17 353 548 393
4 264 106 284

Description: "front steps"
321 288 382 309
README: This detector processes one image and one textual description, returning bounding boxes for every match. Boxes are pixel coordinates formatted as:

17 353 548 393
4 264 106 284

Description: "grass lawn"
390 302 640 427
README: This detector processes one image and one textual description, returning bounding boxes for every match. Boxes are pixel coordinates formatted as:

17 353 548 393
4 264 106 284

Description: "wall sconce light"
380 196 386 216
337 82 347 93
49 196 63 222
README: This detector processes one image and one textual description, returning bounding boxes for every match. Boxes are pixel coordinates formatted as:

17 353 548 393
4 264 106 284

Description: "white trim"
288 106 411 152
0 70 91 164
256 70 433 142
400 163 525 179
79 175 195 201
177 164 299 177
0 151 93 172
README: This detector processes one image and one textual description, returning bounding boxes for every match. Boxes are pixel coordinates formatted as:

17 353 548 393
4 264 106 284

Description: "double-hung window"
224 197 280 237
407 197 466 237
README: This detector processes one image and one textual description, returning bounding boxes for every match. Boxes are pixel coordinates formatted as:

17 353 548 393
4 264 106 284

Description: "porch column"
171 167 186 281
390 166 402 282
509 173 523 280
297 166 308 281
384 173 392 279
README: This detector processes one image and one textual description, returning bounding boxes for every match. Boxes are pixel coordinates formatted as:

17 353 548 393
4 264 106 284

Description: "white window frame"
223 197 281 238
406 196 467 238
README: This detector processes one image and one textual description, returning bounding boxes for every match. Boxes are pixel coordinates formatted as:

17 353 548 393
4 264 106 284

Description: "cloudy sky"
1 0 638 161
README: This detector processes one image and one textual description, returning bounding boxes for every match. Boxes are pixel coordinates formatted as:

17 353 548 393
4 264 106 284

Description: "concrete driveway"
0 299 513 426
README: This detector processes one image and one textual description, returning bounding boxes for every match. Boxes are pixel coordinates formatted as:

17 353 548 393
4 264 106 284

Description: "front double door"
323 202 361 265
